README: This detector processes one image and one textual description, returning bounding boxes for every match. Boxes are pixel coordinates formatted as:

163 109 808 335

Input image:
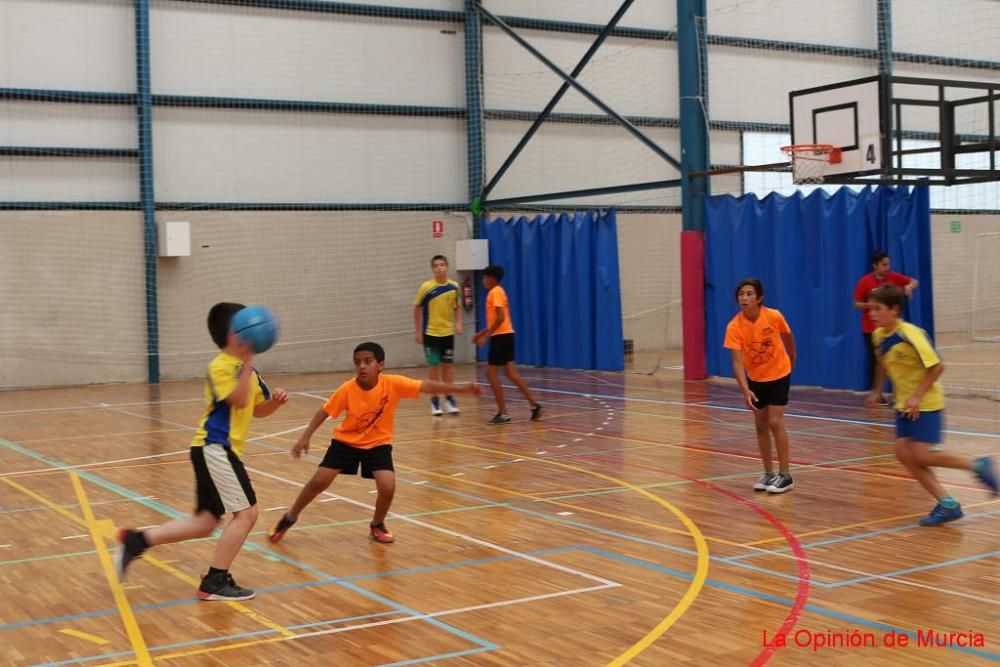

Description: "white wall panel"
151 1 465 107
0 0 135 91
153 108 466 203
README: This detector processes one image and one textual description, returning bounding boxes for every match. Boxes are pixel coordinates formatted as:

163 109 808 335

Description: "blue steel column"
464 0 484 233
678 0 709 379
136 0 159 383
877 0 892 76
464 0 486 343
678 0 708 231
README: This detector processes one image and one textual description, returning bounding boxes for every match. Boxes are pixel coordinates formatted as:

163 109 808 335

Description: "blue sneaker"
918 502 964 527
972 456 998 496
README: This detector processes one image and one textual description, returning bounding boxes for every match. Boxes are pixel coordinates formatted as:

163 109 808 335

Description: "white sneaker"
444 396 460 415
430 397 443 417
753 473 776 492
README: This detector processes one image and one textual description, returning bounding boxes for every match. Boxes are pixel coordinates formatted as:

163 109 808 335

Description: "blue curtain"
705 185 932 391
480 209 624 371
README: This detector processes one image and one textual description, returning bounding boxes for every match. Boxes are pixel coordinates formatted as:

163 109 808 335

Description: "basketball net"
781 144 841 184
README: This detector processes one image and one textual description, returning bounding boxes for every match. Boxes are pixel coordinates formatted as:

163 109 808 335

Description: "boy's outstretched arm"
291 407 330 459
421 380 482 397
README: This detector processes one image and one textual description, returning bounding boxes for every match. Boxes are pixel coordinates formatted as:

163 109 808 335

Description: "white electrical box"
455 239 489 270
158 221 191 257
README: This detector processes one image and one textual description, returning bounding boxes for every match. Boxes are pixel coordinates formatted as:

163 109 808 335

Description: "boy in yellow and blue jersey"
866 285 997 526
114 302 289 599
413 254 462 416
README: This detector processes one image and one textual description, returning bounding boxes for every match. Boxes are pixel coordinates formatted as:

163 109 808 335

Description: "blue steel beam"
0 146 138 158
484 179 681 208
482 0 635 200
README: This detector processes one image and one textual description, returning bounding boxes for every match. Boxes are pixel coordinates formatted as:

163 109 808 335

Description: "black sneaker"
197 572 255 601
268 513 296 543
489 413 511 425
530 404 543 422
114 528 146 580
766 473 795 494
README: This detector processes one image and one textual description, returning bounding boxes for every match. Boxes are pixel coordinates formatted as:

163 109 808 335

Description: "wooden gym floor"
1 363 997 666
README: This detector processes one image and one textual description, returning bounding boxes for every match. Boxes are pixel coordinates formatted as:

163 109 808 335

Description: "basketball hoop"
780 144 842 184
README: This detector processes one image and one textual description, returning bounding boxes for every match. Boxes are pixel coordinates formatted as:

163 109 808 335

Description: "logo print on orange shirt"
748 339 775 366
353 396 389 434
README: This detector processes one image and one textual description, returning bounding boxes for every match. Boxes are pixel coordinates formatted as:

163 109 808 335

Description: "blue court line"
0 546 577 633
725 508 1000 561
498 383 1000 439
828 550 1000 587
579 546 1000 662
378 647 495 667
0 439 496 657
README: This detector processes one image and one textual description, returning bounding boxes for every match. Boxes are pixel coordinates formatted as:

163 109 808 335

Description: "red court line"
689 479 810 667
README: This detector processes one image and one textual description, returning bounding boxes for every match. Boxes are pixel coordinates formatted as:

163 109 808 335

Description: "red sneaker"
369 522 394 544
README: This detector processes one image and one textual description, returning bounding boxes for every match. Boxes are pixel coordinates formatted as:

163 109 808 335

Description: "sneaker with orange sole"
268 514 296 543
369 522 394 543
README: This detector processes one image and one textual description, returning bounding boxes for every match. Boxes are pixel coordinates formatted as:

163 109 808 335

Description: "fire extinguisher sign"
432 220 443 238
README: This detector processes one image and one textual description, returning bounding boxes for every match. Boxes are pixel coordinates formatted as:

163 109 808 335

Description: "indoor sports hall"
1 1 998 665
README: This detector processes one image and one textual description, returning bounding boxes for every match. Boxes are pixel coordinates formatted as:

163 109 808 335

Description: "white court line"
735 536 1000 606
61 394 997 608
0 451 189 478
0 421 304 480
0 496 156 514
247 465 619 588
249 445 1000 607
498 384 1000 440
0 396 203 416
290 584 617 642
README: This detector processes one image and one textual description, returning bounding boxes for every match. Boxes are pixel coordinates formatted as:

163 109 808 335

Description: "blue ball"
231 305 279 354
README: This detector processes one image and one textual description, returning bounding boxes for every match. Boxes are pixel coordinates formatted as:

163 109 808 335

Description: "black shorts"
747 374 791 409
320 440 394 478
488 333 515 366
191 444 256 518
423 334 455 366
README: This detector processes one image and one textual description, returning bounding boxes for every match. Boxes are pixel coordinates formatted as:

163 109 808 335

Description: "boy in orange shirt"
473 264 542 425
724 278 797 493
268 342 480 544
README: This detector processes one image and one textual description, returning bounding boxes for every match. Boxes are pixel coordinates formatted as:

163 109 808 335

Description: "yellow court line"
94 635 289 667
59 628 112 645
433 438 709 667
68 472 153 667
1 474 293 647
743 498 1000 545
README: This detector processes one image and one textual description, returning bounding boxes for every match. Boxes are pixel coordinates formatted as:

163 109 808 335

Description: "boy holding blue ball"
114 302 289 601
